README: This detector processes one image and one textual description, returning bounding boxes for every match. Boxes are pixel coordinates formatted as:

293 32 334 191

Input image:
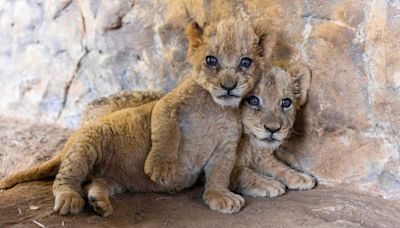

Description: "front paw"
88 193 113 217
239 176 286 198
284 172 316 190
203 189 245 214
144 154 177 186
54 190 85 215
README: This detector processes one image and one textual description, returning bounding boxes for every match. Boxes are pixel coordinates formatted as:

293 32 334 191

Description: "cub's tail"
0 154 61 189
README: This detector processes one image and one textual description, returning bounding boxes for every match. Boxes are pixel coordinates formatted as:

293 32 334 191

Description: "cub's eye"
281 98 292 109
239 57 252 68
247 96 260 107
205 55 218 67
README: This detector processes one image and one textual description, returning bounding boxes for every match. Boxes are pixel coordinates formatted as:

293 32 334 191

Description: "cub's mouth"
250 131 283 145
254 133 280 144
217 88 242 98
212 90 243 107
261 136 280 143
218 94 241 98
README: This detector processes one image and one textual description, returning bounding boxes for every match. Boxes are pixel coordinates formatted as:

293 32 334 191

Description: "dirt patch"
0 116 71 178
1 182 399 227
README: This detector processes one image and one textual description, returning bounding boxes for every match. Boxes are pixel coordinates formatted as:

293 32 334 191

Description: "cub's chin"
212 95 242 108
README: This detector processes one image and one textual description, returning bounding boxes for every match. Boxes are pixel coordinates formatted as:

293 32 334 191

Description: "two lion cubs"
0 18 315 216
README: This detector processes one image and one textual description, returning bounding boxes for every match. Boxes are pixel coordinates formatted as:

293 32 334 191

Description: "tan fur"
0 155 61 188
81 90 165 126
0 91 162 190
143 18 274 214
0 18 275 216
230 64 315 198
81 65 316 207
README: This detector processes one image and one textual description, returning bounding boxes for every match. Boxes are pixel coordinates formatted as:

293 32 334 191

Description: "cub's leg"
53 130 104 215
230 166 285 198
253 153 315 190
202 142 245 214
84 178 126 217
144 97 180 186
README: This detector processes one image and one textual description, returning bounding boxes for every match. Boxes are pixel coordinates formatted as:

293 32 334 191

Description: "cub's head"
186 18 276 107
242 63 311 149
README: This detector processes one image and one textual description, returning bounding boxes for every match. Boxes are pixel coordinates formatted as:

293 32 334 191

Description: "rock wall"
0 0 399 200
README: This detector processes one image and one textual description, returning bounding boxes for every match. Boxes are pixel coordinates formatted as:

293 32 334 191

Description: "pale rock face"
0 0 399 200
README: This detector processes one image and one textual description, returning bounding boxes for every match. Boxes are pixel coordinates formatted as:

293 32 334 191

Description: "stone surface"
0 0 399 201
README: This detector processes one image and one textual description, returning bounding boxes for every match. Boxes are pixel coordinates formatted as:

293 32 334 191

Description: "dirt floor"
1 116 400 227
1 183 400 228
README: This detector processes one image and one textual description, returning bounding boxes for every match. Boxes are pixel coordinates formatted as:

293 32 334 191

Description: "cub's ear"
186 21 204 56
253 24 277 60
288 62 312 107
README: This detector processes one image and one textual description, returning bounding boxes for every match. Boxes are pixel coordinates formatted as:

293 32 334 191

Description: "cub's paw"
203 189 245 214
144 154 177 186
284 172 316 190
88 193 113 217
240 176 286 198
54 190 85 215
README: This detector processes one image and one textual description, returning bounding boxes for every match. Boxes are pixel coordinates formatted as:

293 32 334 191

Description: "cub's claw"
144 155 177 186
203 190 245 214
284 172 316 190
240 176 286 198
54 190 85 215
88 195 113 217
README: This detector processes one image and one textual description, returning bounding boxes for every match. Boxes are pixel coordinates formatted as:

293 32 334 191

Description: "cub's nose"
264 125 281 134
220 82 238 92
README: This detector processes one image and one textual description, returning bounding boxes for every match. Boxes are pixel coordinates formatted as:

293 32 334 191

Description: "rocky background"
0 0 399 201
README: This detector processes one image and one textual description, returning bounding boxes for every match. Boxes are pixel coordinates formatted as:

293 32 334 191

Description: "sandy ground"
1 116 400 227
1 183 400 228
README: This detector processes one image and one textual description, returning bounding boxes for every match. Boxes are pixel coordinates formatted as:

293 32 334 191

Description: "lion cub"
0 18 276 216
82 64 316 199
230 64 315 197
81 64 316 198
